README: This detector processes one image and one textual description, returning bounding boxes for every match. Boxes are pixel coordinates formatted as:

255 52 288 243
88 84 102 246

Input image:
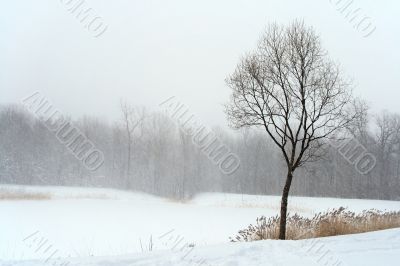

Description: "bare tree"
225 21 357 239
375 111 400 196
178 128 191 199
120 101 146 188
347 99 370 144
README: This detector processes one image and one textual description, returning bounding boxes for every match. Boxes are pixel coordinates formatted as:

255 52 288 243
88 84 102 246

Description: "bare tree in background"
347 99 370 144
120 101 146 188
225 21 357 239
375 111 400 196
178 128 191 199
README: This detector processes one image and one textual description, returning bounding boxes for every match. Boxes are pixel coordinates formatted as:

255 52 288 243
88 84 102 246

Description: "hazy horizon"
1 0 399 128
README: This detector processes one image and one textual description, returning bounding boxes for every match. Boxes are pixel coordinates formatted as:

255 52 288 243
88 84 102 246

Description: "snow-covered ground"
1 185 399 265
4 228 400 266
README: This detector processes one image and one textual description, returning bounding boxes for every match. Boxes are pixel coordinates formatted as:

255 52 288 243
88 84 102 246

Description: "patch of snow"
0 185 399 265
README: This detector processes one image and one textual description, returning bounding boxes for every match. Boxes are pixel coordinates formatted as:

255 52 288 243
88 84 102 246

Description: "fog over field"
1 1 399 265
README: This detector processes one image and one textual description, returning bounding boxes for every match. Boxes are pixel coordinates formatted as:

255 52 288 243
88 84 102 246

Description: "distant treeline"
0 103 399 200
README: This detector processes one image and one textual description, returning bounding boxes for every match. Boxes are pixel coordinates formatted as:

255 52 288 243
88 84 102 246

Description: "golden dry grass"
231 207 400 241
0 188 51 200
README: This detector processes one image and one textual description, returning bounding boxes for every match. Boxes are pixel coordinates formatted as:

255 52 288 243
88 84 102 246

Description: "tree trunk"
279 169 294 240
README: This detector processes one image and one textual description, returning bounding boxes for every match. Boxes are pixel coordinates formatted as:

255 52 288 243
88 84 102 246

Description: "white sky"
1 0 399 127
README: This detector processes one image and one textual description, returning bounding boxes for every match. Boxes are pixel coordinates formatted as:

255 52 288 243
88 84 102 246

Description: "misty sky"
1 0 399 127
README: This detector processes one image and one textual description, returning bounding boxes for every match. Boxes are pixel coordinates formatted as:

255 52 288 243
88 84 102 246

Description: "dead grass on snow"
231 207 400 241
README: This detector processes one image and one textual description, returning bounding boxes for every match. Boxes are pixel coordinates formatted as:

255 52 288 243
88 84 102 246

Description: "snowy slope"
0 185 399 265
3 228 400 266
